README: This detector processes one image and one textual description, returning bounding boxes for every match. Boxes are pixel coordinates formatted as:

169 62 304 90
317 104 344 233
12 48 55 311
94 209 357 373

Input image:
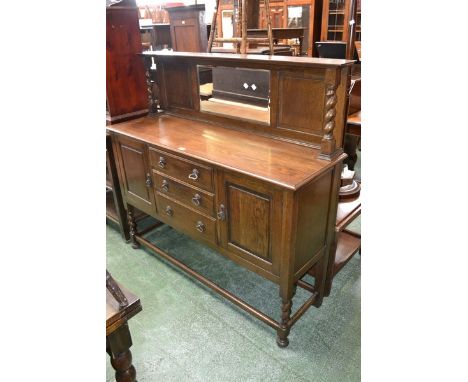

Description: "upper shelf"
142 51 355 69
107 114 345 190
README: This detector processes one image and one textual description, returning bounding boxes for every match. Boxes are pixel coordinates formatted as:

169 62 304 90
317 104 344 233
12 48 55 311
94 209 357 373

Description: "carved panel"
227 184 271 262
277 73 325 137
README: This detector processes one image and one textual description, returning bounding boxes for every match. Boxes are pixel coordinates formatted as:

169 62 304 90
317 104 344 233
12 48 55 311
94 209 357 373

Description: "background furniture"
215 0 323 56
106 0 148 124
140 23 172 50
247 27 305 54
106 273 142 382
108 51 355 347
320 0 360 58
167 4 208 52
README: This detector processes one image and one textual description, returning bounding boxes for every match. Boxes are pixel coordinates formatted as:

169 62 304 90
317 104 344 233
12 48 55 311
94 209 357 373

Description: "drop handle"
191 193 201 206
196 221 205 233
162 179 169 192
158 156 166 168
145 173 153 188
217 204 226 221
165 206 173 216
188 168 199 180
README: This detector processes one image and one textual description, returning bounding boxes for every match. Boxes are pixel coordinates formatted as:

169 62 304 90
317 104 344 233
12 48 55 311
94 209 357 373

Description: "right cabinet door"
216 171 282 275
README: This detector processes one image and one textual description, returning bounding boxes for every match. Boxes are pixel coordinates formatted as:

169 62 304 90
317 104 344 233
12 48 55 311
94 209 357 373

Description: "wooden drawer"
153 171 215 217
148 147 214 191
155 192 217 246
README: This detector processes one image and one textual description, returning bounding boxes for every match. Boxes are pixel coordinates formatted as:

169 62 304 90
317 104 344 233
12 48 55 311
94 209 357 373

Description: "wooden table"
106 281 142 382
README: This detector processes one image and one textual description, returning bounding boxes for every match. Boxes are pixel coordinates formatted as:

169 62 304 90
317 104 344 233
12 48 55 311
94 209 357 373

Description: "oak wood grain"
108 115 346 190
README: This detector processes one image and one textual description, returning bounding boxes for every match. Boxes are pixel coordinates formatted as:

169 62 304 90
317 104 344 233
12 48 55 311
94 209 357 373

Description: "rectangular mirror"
198 65 271 125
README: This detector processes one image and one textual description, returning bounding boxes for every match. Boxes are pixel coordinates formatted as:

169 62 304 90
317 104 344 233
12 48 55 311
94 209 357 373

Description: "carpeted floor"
106 217 360 382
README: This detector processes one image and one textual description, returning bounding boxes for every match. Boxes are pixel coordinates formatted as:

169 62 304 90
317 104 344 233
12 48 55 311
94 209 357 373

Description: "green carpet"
106 215 360 382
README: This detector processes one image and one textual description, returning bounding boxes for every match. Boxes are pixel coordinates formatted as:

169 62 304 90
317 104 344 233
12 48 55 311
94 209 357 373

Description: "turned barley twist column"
127 208 139 249
144 56 158 116
320 84 338 158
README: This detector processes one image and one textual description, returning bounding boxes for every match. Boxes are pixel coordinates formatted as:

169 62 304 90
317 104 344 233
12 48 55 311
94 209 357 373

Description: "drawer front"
155 192 217 246
153 171 215 217
149 147 214 191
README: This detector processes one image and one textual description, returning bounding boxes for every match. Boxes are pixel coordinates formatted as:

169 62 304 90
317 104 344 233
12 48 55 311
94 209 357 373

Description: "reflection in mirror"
198 65 270 125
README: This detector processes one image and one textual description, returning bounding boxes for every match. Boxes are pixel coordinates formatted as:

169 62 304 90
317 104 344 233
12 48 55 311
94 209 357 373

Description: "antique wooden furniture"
247 27 305 54
323 193 360 295
140 23 171 50
108 51 354 347
208 0 275 54
107 0 148 124
320 0 360 58
107 272 142 382
215 0 323 56
167 4 208 52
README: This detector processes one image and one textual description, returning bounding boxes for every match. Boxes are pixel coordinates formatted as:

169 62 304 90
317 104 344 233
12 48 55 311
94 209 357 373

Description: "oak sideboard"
107 51 355 347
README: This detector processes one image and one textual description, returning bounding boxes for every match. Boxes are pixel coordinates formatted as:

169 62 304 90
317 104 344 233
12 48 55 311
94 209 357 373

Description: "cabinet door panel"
227 184 270 261
217 172 282 275
115 136 155 215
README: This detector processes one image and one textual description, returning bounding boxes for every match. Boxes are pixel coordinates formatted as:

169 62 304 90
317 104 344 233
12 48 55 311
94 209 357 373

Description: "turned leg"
108 323 137 382
276 285 296 348
127 207 139 249
111 349 136 382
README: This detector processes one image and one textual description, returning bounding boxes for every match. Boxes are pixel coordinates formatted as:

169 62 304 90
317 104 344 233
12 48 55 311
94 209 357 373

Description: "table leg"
107 323 137 382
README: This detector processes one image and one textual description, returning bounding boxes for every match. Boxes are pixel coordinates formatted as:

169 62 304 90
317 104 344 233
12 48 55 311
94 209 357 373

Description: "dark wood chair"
106 271 142 382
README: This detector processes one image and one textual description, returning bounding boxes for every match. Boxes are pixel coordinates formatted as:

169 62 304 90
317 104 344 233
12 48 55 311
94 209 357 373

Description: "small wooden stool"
106 272 142 382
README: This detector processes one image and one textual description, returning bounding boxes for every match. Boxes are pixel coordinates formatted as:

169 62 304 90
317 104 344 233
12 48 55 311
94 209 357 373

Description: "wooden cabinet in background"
167 4 208 52
217 0 323 56
106 0 148 124
320 0 360 43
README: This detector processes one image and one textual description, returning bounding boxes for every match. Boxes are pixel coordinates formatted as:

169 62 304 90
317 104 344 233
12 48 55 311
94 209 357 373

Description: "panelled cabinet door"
216 171 282 275
114 136 156 215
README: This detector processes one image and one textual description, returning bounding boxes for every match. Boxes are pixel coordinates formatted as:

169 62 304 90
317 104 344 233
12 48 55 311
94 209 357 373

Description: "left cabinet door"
113 135 156 216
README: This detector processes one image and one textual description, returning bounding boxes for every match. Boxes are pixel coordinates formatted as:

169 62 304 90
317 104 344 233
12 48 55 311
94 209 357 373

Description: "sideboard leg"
276 297 293 348
313 254 328 307
127 207 139 249
276 284 296 348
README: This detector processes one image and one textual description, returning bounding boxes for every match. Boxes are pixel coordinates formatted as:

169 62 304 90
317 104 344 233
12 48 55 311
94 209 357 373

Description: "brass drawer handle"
217 204 226 221
188 168 199 180
191 193 201 206
165 206 173 216
145 173 153 188
158 156 166 168
196 221 205 233
162 179 169 192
